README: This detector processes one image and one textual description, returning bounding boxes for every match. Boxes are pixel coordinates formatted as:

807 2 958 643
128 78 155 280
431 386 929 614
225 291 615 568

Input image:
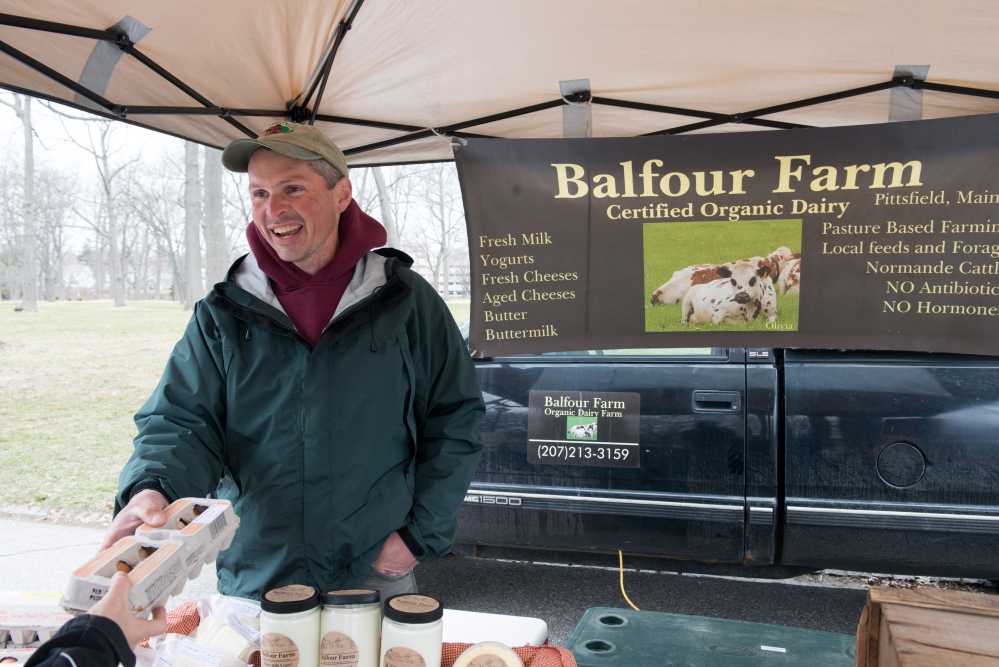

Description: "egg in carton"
135 498 239 578
60 536 188 618
0 593 72 647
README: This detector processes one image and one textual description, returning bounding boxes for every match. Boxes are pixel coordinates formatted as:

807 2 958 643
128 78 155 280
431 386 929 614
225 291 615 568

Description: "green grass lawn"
444 299 470 326
0 297 472 516
0 300 192 513
644 219 801 332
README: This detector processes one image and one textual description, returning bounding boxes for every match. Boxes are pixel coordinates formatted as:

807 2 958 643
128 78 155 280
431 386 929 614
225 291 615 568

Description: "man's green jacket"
116 248 484 599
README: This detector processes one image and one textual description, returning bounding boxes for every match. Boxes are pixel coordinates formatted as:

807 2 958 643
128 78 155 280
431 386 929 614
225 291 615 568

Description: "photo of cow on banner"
646 221 801 330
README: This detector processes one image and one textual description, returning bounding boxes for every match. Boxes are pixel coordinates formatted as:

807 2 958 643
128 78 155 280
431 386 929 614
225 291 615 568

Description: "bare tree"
407 163 467 296
372 167 401 248
1 95 38 310
34 168 74 301
0 153 21 300
225 170 250 252
183 142 202 308
130 155 186 302
63 120 135 306
352 165 416 249
203 146 228 290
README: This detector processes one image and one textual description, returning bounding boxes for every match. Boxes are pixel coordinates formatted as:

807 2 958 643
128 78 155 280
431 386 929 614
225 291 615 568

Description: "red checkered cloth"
142 603 577 667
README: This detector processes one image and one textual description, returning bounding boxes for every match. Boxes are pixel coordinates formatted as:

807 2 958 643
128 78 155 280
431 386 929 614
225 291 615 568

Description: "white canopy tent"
1 0 998 165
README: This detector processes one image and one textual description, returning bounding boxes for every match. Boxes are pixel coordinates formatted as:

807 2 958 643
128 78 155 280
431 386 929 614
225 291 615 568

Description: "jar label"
265 585 314 603
383 648 426 667
469 654 512 667
328 589 374 596
261 633 300 667
320 632 359 667
387 595 440 614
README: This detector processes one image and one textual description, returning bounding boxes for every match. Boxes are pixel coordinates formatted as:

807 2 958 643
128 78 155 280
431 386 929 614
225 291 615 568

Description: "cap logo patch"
262 123 293 136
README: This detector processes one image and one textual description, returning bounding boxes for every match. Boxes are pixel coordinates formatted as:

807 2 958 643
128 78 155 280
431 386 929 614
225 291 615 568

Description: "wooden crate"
856 587 999 666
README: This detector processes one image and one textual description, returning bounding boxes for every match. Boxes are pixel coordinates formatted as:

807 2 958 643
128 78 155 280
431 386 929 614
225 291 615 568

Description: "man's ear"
336 177 353 212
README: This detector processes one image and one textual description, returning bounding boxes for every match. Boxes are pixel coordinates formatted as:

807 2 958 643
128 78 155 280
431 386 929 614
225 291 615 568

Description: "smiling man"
103 122 484 600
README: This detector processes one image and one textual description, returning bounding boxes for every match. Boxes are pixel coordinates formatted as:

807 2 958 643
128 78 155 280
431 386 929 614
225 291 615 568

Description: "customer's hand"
90 572 168 648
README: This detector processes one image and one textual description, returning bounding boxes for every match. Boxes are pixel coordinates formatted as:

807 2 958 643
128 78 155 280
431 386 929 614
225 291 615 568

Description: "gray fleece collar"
232 251 390 324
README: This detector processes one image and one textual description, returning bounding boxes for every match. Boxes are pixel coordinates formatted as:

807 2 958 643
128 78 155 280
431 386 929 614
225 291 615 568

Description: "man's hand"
90 571 167 649
371 531 419 577
99 490 168 551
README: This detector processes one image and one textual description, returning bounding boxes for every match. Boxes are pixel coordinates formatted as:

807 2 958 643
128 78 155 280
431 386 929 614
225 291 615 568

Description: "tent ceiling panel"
347 136 459 167
919 91 999 121
312 121 426 157
1 0 998 164
753 93 894 129
0 30 96 99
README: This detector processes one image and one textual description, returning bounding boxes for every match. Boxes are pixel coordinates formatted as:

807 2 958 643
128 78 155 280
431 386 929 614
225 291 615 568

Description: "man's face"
247 149 352 275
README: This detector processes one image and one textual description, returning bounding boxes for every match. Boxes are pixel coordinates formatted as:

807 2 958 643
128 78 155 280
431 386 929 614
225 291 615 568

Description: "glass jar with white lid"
260 584 321 667
379 594 443 667
320 589 381 667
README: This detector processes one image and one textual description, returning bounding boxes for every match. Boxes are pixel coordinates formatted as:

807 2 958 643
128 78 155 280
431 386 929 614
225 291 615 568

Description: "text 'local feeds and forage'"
478 232 575 341
821 210 999 317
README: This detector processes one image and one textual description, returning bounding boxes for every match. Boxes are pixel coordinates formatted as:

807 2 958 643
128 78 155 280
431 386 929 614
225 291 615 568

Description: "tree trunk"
103 153 125 306
203 147 227 290
93 230 104 299
183 142 203 309
436 168 448 296
373 167 399 248
153 242 162 300
15 95 38 311
442 252 451 298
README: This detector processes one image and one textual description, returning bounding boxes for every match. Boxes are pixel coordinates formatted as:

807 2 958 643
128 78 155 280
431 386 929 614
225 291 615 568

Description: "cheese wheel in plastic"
453 641 524 667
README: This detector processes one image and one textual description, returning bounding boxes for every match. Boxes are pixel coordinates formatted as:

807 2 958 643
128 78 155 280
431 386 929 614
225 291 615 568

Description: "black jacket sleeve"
22 615 134 667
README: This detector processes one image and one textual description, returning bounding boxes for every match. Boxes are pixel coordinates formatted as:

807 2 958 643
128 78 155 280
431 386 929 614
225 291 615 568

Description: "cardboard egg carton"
0 592 73 646
1 629 55 644
0 645 40 664
60 498 239 618
60 536 188 617
136 498 239 576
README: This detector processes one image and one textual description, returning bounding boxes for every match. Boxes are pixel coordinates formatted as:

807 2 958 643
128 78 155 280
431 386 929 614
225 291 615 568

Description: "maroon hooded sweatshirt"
246 199 387 347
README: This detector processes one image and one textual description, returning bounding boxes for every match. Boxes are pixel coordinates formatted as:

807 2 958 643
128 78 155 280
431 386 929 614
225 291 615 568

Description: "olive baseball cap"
221 122 349 176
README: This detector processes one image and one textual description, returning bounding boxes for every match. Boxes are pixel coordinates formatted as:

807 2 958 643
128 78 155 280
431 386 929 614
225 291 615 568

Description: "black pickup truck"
455 345 999 579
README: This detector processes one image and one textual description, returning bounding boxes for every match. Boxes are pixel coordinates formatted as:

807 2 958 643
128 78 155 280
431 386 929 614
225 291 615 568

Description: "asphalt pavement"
0 517 869 647
418 553 867 644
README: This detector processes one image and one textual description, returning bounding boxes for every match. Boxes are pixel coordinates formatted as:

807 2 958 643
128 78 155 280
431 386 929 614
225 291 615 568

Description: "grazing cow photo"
779 256 801 294
566 421 598 440
681 261 776 324
649 246 793 307
643 218 801 332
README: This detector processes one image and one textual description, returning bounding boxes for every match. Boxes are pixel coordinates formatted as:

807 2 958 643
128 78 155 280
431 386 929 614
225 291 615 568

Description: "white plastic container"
442 609 548 646
452 641 524 667
260 585 321 667
379 595 443 667
320 589 380 667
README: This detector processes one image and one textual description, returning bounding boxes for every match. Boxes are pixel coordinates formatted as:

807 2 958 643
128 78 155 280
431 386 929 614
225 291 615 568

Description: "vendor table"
565 607 855 666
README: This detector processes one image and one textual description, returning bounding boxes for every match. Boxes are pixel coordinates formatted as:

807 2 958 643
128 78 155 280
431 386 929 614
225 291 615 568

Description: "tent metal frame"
3 11 999 162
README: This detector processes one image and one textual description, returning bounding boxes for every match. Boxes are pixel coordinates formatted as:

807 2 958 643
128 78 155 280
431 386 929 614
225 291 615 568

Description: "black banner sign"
455 114 999 357
527 391 640 468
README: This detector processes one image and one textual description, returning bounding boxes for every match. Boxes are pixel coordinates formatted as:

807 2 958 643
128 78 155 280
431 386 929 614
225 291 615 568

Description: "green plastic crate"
565 607 856 666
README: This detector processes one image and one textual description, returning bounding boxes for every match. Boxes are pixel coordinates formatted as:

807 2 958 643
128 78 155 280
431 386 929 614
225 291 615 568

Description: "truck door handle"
692 391 742 413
